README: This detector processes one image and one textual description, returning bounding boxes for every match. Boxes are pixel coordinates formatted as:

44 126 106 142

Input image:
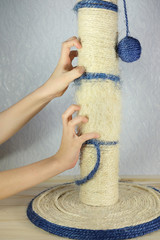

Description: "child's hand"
42 36 85 99
54 104 100 171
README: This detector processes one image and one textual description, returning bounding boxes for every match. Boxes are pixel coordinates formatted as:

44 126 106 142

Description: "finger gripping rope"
26 2 160 240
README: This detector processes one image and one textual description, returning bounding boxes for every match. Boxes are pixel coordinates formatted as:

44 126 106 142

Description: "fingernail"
77 43 81 49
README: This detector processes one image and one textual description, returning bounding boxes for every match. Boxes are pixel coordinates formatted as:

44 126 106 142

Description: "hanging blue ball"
117 36 142 63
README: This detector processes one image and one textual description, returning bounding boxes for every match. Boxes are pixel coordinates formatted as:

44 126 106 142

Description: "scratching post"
74 0 121 206
27 1 160 239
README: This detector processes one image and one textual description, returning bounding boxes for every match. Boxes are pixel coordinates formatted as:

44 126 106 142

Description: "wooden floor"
1 175 160 240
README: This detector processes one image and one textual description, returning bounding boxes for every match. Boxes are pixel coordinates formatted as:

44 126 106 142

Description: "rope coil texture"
75 139 119 185
27 182 160 239
117 0 142 62
73 0 118 12
26 1 158 239
74 0 120 206
74 72 121 86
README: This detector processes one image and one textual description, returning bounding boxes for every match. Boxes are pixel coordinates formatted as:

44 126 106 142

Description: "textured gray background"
0 0 160 176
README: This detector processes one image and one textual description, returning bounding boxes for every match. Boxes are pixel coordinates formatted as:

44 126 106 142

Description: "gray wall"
0 0 160 176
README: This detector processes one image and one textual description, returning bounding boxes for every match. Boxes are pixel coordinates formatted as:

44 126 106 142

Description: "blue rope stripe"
73 0 118 12
74 72 120 85
75 139 119 186
27 185 160 240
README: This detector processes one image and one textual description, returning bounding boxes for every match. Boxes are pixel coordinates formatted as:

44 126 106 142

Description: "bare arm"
0 104 100 200
0 155 63 200
0 86 51 144
0 36 85 145
0 36 100 200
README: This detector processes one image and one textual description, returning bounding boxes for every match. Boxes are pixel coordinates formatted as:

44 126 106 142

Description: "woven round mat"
27 181 160 239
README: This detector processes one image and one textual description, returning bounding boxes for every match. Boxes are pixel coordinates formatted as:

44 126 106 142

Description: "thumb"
79 132 100 145
64 66 86 83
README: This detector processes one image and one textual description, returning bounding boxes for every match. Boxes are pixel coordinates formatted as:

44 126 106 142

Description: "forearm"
0 155 65 200
0 84 52 144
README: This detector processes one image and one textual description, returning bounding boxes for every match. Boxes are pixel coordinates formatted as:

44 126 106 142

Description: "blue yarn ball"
117 36 141 63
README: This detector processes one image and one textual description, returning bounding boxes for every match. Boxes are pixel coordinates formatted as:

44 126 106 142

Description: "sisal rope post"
74 0 121 206
26 1 160 238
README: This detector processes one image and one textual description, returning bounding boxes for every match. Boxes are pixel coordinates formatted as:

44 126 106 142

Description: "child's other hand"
42 36 85 99
55 104 100 171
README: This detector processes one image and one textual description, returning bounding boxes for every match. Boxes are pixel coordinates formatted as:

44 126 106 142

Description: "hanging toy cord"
123 0 129 36
117 0 142 63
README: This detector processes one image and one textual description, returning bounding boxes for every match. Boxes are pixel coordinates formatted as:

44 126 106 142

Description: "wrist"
53 152 71 172
36 83 56 103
